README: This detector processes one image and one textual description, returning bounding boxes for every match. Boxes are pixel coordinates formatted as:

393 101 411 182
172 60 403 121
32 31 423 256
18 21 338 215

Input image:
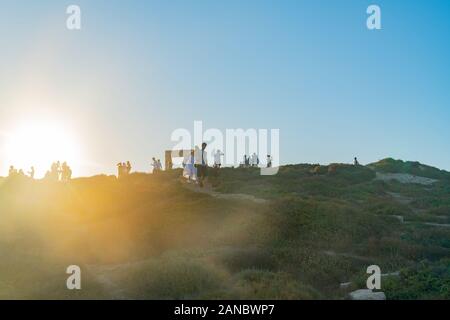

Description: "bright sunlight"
4 121 82 178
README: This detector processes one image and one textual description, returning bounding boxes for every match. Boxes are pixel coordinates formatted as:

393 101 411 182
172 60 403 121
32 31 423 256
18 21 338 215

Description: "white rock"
340 282 352 289
349 289 386 300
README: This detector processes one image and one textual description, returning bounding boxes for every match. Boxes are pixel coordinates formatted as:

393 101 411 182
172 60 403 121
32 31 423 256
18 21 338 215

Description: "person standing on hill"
151 157 158 173
267 155 272 168
157 159 162 171
117 162 124 178
195 143 208 187
126 161 132 174
214 149 224 168
28 166 35 179
251 152 258 167
183 150 196 182
354 157 360 166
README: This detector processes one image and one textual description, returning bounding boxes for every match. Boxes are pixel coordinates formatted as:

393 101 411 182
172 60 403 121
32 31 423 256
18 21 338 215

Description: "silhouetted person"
28 166 35 179
151 157 159 173
157 159 162 171
61 162 72 182
67 165 72 180
117 162 124 179
8 166 17 177
51 162 60 181
121 162 127 176
354 157 359 166
195 143 208 187
267 155 272 168
126 161 132 174
243 155 250 167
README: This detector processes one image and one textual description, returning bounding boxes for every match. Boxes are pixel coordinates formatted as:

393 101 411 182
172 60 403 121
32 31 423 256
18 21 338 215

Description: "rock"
340 282 352 289
375 172 438 186
391 215 404 223
349 289 386 300
424 222 450 228
381 271 400 278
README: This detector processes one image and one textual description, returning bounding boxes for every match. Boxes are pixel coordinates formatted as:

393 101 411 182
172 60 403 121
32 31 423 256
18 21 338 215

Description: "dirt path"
182 180 269 204
322 250 375 263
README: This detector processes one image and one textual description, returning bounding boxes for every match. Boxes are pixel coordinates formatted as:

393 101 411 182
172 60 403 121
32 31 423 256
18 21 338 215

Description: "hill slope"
0 160 449 299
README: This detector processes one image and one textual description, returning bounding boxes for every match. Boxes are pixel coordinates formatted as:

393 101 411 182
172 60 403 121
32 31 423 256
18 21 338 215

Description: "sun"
4 121 82 178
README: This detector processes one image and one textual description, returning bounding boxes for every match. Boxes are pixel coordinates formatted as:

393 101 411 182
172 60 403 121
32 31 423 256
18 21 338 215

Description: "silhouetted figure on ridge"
354 157 360 166
126 161 132 174
8 166 17 177
61 162 72 182
117 162 124 179
28 166 35 179
267 155 272 168
50 162 60 181
151 157 159 173
157 159 162 171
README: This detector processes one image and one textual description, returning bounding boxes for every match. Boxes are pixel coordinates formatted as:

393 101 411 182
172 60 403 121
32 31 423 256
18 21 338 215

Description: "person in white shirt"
194 143 208 187
214 149 224 168
157 159 162 170
152 157 159 173
251 152 258 167
183 150 196 182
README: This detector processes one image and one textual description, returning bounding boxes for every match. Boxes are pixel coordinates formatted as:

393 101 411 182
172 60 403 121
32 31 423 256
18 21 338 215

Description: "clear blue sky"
0 0 449 176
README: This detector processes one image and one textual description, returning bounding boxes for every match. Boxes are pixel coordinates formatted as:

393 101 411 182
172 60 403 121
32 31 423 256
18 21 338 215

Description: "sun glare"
4 121 82 178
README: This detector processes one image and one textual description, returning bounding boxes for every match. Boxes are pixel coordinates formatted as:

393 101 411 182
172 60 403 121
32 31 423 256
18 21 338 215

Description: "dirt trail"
322 250 375 263
182 181 269 204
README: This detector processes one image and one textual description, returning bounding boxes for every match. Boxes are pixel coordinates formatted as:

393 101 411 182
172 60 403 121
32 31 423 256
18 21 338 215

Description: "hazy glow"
4 121 82 178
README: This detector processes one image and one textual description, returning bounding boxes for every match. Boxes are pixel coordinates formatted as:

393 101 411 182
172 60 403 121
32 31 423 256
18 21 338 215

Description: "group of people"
45 161 72 182
151 158 163 173
116 158 164 178
241 153 260 168
8 162 72 181
8 166 35 179
240 153 273 168
117 161 132 179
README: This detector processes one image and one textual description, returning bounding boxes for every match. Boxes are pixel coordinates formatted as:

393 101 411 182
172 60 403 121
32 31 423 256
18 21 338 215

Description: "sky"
0 0 449 177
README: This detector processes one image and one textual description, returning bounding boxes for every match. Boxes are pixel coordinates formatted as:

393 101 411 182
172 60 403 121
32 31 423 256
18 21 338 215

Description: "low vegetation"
0 158 449 299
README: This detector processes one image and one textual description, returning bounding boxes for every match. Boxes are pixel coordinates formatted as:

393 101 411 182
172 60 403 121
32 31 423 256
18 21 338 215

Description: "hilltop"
0 158 449 299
